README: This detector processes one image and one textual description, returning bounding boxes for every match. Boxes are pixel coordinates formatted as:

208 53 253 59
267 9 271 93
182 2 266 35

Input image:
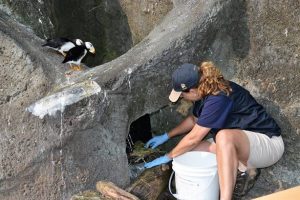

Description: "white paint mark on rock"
27 80 101 119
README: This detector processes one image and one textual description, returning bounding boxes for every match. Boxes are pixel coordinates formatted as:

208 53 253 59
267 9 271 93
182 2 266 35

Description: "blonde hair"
197 61 232 98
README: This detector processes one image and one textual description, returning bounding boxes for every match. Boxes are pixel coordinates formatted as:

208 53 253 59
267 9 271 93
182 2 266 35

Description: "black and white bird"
42 37 83 57
62 42 95 71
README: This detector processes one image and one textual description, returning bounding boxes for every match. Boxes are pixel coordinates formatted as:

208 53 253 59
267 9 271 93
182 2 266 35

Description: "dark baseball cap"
169 63 199 102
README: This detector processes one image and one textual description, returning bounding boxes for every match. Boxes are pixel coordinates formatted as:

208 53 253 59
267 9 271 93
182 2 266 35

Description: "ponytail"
197 61 232 98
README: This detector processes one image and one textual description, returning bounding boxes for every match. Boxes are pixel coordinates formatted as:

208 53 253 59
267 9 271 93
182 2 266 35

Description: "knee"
215 129 235 146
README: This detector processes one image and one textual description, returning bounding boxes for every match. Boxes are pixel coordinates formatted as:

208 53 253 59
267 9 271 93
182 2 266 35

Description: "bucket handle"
168 171 181 199
168 170 218 200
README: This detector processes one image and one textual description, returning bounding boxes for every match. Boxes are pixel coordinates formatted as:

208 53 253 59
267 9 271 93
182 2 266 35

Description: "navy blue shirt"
192 82 281 138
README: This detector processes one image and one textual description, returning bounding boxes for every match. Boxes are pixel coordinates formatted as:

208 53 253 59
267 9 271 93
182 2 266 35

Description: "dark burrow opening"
126 114 155 181
126 100 192 183
125 113 172 199
126 113 164 181
126 114 152 154
125 102 193 200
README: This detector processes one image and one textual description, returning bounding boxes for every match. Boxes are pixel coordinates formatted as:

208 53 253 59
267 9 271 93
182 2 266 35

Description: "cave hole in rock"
126 113 167 182
126 114 152 182
126 114 152 154
126 101 193 181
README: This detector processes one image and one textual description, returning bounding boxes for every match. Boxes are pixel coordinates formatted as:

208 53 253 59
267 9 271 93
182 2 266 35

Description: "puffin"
42 37 83 57
62 42 96 71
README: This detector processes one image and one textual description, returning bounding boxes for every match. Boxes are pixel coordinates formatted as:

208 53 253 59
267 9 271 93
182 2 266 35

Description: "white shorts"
207 130 284 171
241 130 284 170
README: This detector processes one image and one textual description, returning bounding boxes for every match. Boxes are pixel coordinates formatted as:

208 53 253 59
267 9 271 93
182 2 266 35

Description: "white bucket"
169 151 219 200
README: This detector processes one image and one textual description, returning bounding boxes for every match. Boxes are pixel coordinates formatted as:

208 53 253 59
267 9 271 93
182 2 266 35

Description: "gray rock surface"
0 0 299 200
119 0 173 45
233 1 300 198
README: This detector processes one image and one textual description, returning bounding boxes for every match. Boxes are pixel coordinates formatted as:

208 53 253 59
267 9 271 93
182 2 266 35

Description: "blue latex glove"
144 155 172 168
145 132 169 149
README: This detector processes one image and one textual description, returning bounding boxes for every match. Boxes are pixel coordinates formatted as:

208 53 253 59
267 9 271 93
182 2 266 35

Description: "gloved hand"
145 132 169 149
144 155 172 168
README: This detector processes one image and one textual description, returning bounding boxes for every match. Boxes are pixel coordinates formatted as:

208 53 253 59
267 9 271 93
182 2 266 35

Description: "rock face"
233 1 300 198
119 0 173 45
0 1 299 200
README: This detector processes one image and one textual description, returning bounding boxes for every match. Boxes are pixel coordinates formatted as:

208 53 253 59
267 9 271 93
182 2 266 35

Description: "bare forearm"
168 135 199 158
168 115 196 138
168 125 210 158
